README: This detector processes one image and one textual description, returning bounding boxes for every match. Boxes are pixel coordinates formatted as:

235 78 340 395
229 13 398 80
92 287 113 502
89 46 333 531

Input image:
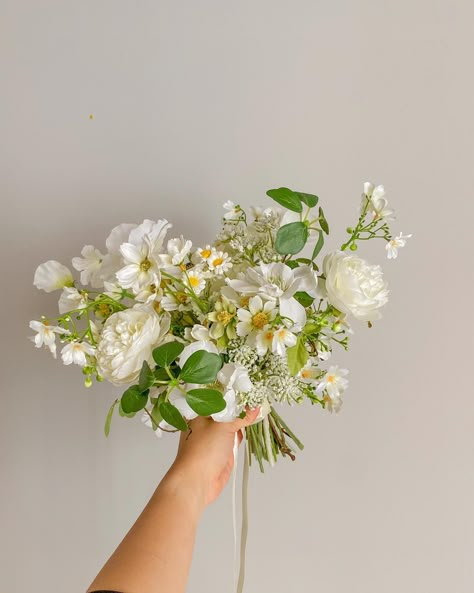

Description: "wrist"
158 462 208 515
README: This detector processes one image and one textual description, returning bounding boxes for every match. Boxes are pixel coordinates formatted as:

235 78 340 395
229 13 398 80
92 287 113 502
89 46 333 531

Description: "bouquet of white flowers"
30 183 410 470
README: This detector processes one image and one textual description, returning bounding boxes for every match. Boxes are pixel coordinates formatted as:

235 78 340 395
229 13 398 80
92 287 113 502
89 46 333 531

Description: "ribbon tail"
236 436 249 593
232 432 239 588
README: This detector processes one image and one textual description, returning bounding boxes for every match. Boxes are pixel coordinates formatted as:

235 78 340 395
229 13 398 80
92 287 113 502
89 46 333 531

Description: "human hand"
167 408 260 509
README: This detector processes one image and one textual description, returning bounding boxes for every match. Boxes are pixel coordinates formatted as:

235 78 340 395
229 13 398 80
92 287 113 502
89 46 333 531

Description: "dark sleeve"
89 590 123 593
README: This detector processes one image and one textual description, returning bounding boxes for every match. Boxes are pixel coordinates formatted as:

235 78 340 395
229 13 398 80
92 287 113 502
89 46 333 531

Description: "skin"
87 407 260 593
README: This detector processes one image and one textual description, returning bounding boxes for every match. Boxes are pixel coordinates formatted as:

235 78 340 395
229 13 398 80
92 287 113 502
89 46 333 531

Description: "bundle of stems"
245 407 304 472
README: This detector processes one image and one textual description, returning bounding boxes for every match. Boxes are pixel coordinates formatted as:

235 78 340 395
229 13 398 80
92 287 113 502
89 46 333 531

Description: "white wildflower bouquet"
30 183 410 470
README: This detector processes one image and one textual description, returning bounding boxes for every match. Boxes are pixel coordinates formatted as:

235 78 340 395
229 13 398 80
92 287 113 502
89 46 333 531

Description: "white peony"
96 305 170 385
33 261 73 293
322 251 389 322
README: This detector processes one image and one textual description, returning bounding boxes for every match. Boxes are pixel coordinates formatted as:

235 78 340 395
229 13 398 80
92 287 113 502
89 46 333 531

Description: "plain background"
1 1 473 592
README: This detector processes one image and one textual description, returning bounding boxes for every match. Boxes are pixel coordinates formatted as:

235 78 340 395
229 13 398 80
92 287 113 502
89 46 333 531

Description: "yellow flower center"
278 329 287 338
212 257 224 267
251 312 269 330
327 374 335 383
217 311 233 326
189 276 200 288
301 369 311 379
264 330 274 341
140 258 152 272
200 249 212 259
240 296 250 307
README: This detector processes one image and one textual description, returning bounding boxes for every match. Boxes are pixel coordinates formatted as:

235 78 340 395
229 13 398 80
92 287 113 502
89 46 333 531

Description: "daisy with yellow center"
185 269 206 295
237 295 277 343
196 245 213 262
208 249 233 275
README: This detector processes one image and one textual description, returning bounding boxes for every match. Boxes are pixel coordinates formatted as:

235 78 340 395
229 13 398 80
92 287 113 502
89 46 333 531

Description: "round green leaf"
159 401 188 431
121 385 149 414
275 222 308 255
186 388 226 416
266 188 303 213
294 192 319 208
153 341 184 367
287 337 309 376
180 351 223 384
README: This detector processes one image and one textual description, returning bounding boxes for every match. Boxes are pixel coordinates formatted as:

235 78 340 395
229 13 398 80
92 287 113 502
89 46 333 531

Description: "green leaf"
152 341 184 367
319 207 329 235
311 229 324 260
121 385 149 414
180 351 223 384
186 388 226 416
150 399 163 429
294 291 314 307
118 401 136 418
275 222 308 255
303 321 319 334
138 360 155 392
266 187 303 213
294 192 319 208
159 401 188 431
104 399 118 437
154 367 171 382
287 337 309 376
285 260 299 269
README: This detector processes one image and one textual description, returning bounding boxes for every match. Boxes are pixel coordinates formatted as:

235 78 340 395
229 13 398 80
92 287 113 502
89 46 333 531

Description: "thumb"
229 406 261 433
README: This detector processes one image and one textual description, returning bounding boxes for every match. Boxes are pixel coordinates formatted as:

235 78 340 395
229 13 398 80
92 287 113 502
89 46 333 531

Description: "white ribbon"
232 403 272 593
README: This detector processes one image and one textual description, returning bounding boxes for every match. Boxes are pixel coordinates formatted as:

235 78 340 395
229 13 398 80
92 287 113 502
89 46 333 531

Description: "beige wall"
1 1 473 592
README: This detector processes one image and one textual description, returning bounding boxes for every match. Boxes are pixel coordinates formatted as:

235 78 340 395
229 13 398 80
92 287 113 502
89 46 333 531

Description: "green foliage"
104 399 118 437
150 399 163 429
186 388 226 416
312 229 324 260
159 401 188 431
154 367 171 382
287 336 309 376
294 291 314 307
319 207 329 234
153 341 185 367
180 351 223 384
138 360 155 392
266 187 303 212
121 385 149 414
294 192 319 207
275 222 308 255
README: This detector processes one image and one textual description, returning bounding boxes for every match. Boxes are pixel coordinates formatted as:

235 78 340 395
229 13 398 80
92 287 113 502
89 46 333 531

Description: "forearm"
87 465 206 593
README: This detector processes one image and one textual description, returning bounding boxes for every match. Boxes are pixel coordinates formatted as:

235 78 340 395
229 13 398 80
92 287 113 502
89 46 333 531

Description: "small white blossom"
61 341 95 366
298 358 320 383
316 365 349 399
185 268 206 295
103 281 123 300
58 287 88 314
29 320 69 358
184 324 211 342
72 245 105 288
208 250 233 275
272 327 297 356
223 200 241 220
33 261 73 293
160 236 193 267
385 232 412 260
361 182 395 221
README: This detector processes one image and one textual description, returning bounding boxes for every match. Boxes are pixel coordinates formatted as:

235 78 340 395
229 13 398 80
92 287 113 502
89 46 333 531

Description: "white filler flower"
96 305 170 385
361 182 395 221
386 232 412 259
29 320 69 358
61 341 95 366
33 261 73 293
323 251 389 322
316 365 349 399
72 245 105 288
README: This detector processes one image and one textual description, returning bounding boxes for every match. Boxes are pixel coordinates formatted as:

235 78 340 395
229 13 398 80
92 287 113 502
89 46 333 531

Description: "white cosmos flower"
159 236 192 267
96 305 170 385
385 232 412 260
323 251 389 322
185 269 206 295
29 320 70 358
236 296 276 341
271 326 297 356
33 261 73 293
58 287 88 314
227 262 317 329
208 250 233 275
72 245 105 288
61 341 95 366
212 363 253 423
361 182 395 221
223 200 241 220
116 219 171 293
316 365 349 399
100 223 137 283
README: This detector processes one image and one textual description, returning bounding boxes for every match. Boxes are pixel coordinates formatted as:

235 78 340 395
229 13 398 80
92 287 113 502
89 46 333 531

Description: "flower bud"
346 227 353 234
84 376 93 388
350 243 358 251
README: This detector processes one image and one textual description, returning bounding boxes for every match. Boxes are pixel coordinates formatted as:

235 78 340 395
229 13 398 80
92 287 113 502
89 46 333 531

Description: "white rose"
96 305 170 385
322 251 389 322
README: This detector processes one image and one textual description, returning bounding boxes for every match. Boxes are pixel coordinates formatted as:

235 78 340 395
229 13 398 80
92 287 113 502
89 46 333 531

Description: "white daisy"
236 296 276 340
61 341 96 366
385 232 412 260
185 269 206 295
208 250 233 275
